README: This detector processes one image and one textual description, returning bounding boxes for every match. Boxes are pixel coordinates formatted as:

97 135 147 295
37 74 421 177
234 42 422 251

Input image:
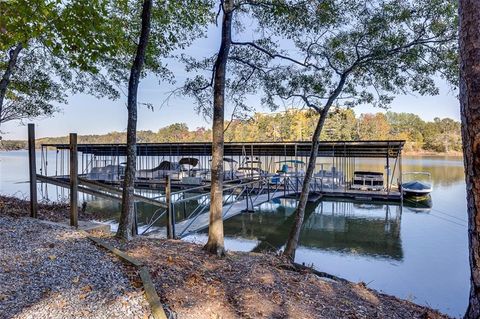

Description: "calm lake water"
0 150 469 317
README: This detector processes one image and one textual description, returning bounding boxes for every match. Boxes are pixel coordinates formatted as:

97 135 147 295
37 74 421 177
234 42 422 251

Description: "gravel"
0 216 151 319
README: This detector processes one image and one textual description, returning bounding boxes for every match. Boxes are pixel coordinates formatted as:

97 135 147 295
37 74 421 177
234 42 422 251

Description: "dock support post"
69 133 78 227
386 147 390 193
28 124 38 218
399 152 403 204
267 180 270 201
166 175 174 239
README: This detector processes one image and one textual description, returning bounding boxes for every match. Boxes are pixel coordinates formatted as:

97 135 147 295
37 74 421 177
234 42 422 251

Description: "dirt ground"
107 237 450 319
0 195 104 222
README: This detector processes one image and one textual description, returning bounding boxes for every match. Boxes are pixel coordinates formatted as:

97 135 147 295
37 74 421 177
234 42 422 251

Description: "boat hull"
402 189 432 197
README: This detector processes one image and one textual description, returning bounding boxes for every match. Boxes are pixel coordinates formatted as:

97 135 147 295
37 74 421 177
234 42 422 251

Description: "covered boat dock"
40 140 405 200
29 129 406 239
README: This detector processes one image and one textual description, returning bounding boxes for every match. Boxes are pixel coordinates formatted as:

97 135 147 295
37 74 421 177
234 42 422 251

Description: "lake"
0 150 469 317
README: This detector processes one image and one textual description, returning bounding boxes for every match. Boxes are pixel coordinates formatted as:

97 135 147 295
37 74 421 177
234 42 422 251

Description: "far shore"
403 151 463 157
0 145 465 158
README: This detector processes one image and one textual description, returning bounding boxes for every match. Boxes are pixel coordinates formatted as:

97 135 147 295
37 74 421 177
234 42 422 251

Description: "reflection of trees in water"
223 199 403 260
69 189 249 231
356 157 464 187
303 201 403 260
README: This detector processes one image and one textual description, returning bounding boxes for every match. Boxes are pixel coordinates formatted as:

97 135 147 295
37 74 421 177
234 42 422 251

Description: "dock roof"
44 140 405 158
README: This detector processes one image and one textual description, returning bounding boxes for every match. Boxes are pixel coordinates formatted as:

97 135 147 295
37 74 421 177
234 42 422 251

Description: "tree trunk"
203 0 233 256
0 43 23 127
459 1 480 318
283 107 329 260
116 0 152 240
283 74 348 260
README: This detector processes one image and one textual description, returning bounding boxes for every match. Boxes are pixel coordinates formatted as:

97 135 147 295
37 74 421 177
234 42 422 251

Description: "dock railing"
145 175 289 238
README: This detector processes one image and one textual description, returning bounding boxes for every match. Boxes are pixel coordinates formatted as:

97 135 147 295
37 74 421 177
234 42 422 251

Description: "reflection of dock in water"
222 198 403 260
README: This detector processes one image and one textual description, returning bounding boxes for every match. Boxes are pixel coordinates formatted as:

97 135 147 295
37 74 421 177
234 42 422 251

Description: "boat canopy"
178 157 199 167
354 171 384 176
156 161 179 171
402 181 431 191
49 140 405 158
208 157 238 163
275 160 305 164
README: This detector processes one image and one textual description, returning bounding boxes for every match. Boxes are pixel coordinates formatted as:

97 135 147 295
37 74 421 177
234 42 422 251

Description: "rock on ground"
0 216 150 319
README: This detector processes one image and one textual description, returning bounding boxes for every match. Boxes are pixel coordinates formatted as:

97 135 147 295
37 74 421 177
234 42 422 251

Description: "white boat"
351 171 384 191
86 164 125 181
200 157 239 181
401 172 433 197
136 157 199 181
314 166 344 189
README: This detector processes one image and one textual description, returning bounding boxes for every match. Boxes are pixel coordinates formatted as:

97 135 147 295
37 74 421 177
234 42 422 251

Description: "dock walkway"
149 188 298 238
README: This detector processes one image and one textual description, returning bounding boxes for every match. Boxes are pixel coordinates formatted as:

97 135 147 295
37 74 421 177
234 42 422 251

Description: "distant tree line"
0 110 460 153
226 109 462 153
0 139 26 150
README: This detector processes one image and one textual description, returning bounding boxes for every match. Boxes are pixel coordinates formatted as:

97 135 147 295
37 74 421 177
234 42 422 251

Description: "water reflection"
403 195 433 213
219 198 403 260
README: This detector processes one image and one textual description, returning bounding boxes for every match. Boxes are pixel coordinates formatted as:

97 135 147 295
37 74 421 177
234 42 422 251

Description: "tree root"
278 262 348 283
203 241 225 257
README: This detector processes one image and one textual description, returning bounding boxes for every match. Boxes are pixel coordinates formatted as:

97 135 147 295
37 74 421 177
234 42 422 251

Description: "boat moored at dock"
401 172 433 198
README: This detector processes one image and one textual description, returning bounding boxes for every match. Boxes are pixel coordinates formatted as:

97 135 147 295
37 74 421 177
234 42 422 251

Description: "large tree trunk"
0 43 23 127
283 107 329 260
283 74 348 260
459 1 480 318
116 0 152 240
203 0 233 256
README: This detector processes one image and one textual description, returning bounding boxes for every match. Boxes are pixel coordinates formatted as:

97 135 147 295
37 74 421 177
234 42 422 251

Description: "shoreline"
403 151 463 157
0 147 465 157
0 195 452 318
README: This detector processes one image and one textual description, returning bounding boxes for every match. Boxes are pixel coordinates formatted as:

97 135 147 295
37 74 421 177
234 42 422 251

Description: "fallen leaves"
102 237 450 319
0 195 104 222
78 285 92 300
81 285 92 293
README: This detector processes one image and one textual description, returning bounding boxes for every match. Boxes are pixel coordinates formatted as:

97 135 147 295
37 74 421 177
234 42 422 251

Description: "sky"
1 20 460 141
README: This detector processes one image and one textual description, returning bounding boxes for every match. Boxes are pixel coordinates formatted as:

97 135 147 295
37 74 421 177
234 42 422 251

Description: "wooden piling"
399 152 403 203
28 124 38 218
245 186 249 211
69 133 78 227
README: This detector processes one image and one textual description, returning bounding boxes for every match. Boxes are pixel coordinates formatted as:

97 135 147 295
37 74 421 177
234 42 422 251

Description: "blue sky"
2 23 460 140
